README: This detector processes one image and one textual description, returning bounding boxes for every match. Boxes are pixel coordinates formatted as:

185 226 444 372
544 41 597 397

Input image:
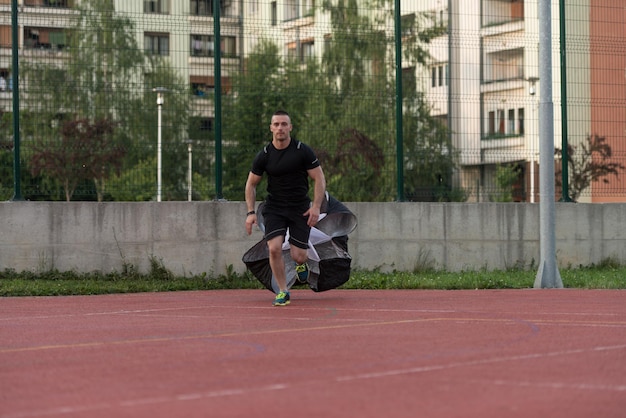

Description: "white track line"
2 344 625 418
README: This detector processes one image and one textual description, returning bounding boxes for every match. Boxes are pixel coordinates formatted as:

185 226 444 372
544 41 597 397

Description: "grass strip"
1 263 624 297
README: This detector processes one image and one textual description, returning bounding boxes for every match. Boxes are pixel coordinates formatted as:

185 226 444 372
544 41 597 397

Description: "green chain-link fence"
1 0 624 203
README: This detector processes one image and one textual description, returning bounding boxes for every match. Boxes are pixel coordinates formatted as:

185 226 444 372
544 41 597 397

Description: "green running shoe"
295 262 310 283
273 291 290 306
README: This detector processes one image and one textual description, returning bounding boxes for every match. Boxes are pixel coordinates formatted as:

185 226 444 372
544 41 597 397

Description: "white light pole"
186 139 193 202
153 87 167 202
534 0 562 288
528 77 539 203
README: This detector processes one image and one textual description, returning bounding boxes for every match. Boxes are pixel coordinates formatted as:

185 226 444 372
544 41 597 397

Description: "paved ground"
1 289 625 417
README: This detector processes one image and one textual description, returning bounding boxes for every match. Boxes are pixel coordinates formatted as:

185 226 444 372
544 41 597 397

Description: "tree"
21 0 144 200
318 0 455 201
0 109 12 200
315 128 386 200
490 164 521 202
30 118 123 201
391 7 459 201
315 0 396 200
221 41 329 200
555 134 626 202
105 158 156 202
221 41 282 200
110 57 191 201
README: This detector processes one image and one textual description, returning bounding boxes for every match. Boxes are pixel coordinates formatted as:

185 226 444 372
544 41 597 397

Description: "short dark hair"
273 110 290 117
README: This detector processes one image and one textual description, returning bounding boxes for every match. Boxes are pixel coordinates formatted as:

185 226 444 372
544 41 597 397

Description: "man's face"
270 115 292 142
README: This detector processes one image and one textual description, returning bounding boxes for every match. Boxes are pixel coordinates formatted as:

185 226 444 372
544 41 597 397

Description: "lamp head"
152 87 168 105
527 77 539 96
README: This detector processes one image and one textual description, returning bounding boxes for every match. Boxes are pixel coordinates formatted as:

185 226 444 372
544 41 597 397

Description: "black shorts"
262 204 311 249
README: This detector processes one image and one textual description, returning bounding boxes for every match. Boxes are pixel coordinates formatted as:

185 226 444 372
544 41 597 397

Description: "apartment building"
587 0 626 202
449 0 550 202
0 0 75 110
423 0 623 203
409 0 547 202
114 0 243 137
0 0 242 138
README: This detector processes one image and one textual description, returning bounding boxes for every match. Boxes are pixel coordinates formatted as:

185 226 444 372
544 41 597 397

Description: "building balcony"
483 47 524 84
24 0 76 8
482 0 524 28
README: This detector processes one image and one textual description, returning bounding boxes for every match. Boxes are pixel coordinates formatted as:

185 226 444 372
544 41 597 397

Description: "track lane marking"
2 345 625 418
2 316 625 354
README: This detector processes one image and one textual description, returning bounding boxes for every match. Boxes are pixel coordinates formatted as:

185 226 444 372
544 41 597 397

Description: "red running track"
1 289 625 418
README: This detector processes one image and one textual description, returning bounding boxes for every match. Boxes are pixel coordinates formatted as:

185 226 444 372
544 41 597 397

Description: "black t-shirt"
251 139 320 208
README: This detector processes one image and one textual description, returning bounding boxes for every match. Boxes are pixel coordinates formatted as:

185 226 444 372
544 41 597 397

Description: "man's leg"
291 245 310 283
267 235 287 292
289 212 311 283
290 246 308 266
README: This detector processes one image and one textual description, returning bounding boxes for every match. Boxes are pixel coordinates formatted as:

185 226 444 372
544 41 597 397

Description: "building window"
285 0 297 20
0 68 9 92
191 82 212 97
144 0 169 14
221 36 237 57
145 33 169 56
431 64 448 88
190 0 229 17
191 34 214 57
497 109 505 134
402 67 416 97
511 0 524 20
487 109 520 137
401 13 416 38
508 109 515 134
24 27 68 50
25 27 41 48
302 0 314 16
483 0 524 26
189 76 231 98
0 25 11 48
486 48 524 83
287 40 313 64
436 8 448 29
287 42 297 60
426 8 448 31
191 0 208 15
323 34 331 56
24 0 73 7
249 0 258 14
271 2 277 25
190 35 235 58
189 116 214 139
301 40 314 61
190 76 214 97
281 0 314 20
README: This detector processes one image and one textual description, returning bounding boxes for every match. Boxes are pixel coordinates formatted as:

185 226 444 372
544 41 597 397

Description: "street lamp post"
186 139 193 202
153 87 167 202
527 77 539 203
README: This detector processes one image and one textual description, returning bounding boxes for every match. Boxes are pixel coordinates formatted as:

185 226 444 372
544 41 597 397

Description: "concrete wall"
1 202 625 275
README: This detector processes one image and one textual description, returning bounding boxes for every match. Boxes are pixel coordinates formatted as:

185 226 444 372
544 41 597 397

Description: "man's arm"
245 171 262 235
305 166 326 227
